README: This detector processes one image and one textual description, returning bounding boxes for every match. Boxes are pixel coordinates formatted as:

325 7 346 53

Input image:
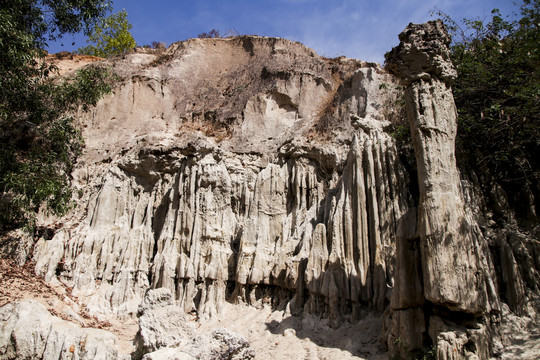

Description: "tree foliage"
0 0 113 231
1 0 111 48
77 10 136 57
440 0 539 219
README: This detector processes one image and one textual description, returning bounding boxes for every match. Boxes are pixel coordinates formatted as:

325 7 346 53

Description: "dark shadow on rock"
264 312 386 359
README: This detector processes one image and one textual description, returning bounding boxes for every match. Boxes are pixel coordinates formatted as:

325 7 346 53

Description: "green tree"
0 0 113 231
78 10 136 57
440 0 539 220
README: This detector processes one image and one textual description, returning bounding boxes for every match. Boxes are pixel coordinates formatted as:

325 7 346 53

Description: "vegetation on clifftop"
77 9 136 57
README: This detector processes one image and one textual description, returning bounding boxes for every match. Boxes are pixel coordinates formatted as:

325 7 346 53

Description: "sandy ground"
0 257 387 359
112 302 389 359
2 257 539 360
197 302 387 360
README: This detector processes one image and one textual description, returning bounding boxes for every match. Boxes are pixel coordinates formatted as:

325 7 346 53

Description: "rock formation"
136 288 197 355
32 36 409 329
0 24 537 360
385 20 538 359
135 288 254 360
0 300 127 360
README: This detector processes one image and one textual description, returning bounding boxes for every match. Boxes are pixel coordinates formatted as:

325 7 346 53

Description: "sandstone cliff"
2 27 538 360
33 36 407 326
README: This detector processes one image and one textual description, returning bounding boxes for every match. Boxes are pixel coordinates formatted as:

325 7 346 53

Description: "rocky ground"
2 256 538 359
0 256 389 359
0 258 138 356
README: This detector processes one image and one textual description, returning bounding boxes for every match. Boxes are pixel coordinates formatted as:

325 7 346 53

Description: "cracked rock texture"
0 300 126 360
23 31 539 360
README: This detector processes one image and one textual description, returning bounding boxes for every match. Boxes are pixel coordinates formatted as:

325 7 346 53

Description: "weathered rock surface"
0 300 126 360
136 288 254 360
383 20 537 359
141 328 255 360
45 52 103 76
21 31 539 360
33 36 408 328
136 288 197 354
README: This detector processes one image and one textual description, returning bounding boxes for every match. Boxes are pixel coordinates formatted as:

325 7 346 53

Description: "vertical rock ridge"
33 127 411 323
301 131 409 326
386 20 501 358
15 30 537 360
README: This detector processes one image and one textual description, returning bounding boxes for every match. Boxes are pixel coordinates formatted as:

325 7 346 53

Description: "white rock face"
33 36 409 327
385 20 503 358
135 288 254 360
136 288 197 354
0 300 126 360
407 77 498 314
34 132 409 324
27 32 538 360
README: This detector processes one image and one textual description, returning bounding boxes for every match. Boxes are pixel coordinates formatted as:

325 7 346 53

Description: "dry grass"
309 72 343 139
181 113 235 142
0 257 111 329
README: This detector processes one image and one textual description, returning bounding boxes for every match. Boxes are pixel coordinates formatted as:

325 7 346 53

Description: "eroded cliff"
385 21 539 360
3 28 538 360
33 36 407 325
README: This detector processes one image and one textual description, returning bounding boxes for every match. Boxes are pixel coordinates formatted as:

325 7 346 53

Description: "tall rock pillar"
385 20 500 358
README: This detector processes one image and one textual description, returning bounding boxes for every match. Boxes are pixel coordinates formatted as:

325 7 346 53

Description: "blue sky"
48 0 519 64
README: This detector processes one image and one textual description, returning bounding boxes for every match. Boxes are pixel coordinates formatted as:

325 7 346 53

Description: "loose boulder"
0 300 126 360
136 288 254 360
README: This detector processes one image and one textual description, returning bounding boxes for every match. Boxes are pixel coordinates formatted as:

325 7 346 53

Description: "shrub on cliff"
197 29 240 39
77 9 136 57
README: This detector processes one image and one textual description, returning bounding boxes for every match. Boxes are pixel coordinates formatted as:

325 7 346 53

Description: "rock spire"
385 20 500 359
